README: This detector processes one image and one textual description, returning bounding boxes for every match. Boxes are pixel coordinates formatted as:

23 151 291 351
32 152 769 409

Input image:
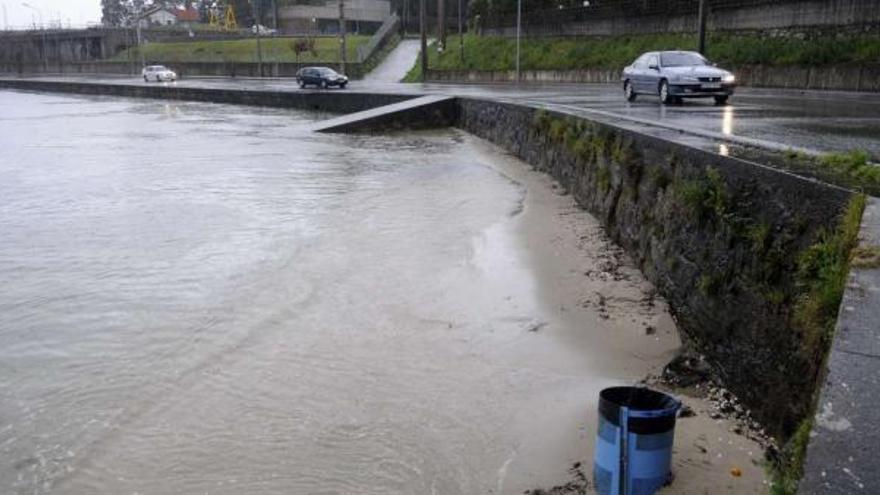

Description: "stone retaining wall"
455 97 855 438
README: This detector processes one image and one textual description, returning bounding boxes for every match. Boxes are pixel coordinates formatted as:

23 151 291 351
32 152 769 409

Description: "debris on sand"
660 352 713 387
527 321 549 333
524 462 590 495
644 351 778 454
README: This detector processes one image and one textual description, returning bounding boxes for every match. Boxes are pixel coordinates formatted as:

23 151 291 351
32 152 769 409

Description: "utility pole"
254 0 264 77
22 2 46 71
136 5 144 69
458 0 463 63
339 0 346 73
419 0 426 80
403 0 408 35
697 0 707 54
515 0 521 82
272 0 278 29
437 0 445 50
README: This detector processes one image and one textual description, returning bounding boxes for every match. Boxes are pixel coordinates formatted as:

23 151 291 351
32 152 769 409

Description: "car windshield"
660 53 707 67
149 66 167 71
319 68 339 76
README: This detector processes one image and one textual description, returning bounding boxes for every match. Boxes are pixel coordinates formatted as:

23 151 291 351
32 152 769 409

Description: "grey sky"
3 0 102 29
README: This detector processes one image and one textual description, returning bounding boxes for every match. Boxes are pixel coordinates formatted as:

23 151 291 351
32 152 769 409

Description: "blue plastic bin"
593 386 681 495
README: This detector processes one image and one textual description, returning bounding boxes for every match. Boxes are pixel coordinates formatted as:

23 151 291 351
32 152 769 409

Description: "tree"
291 37 317 62
231 0 254 27
101 0 126 26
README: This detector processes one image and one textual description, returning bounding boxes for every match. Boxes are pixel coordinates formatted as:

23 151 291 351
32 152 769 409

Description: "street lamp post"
339 0 346 73
22 2 47 72
515 0 521 82
458 0 463 64
697 0 707 54
254 0 264 77
134 5 145 71
419 0 426 80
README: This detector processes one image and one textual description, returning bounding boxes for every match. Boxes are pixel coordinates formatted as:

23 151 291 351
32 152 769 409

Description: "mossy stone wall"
457 97 855 438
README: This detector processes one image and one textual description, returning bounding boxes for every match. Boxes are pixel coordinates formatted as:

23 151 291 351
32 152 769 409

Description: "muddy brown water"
0 90 764 494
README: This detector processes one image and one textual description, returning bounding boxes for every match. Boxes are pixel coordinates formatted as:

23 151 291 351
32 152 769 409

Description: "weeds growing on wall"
794 193 866 356
768 193 866 494
779 149 880 196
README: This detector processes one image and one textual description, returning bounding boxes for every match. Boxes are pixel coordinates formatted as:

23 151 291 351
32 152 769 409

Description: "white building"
139 6 178 27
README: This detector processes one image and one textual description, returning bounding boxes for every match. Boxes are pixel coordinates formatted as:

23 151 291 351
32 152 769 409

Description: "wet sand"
467 137 769 494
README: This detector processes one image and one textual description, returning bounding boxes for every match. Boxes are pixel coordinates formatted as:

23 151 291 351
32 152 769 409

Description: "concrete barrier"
0 60 369 79
426 65 880 92
0 78 415 114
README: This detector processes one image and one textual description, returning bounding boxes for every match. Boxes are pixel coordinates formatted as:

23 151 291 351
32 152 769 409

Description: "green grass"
794 193 867 355
409 32 880 74
771 193 866 494
112 36 370 64
769 417 814 495
779 150 880 196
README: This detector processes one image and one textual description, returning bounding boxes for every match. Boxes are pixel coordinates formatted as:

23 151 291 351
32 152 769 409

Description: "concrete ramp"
312 95 457 133
363 39 422 83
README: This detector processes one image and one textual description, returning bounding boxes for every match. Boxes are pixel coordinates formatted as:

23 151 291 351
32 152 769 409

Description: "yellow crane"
208 2 238 31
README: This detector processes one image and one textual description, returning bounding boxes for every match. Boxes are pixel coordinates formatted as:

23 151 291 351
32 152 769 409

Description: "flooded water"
2 90 755 494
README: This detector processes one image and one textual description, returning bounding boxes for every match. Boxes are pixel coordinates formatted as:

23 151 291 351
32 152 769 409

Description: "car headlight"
723 74 735 83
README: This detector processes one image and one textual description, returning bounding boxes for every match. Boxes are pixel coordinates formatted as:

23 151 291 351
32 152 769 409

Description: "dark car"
621 51 736 105
295 67 348 89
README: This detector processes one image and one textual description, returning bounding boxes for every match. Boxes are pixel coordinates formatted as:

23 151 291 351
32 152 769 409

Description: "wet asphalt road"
6 74 880 158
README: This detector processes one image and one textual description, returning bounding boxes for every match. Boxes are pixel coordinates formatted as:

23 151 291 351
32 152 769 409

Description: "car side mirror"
648 64 659 70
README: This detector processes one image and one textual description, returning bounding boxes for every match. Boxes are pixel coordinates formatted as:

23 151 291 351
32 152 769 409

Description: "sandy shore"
466 133 769 494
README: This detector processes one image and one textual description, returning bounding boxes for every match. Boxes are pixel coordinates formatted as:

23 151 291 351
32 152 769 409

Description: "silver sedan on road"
621 51 736 105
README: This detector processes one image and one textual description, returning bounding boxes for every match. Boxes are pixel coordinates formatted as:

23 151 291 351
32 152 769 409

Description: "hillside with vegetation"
112 36 370 64
405 32 880 80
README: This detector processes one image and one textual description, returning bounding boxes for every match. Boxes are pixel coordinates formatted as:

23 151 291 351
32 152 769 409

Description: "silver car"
621 51 735 105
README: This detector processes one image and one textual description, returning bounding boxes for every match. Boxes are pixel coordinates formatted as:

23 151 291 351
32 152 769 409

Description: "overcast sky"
3 0 102 29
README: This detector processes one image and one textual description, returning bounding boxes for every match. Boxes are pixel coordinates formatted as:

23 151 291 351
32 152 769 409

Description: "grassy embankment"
112 36 370 64
404 32 880 81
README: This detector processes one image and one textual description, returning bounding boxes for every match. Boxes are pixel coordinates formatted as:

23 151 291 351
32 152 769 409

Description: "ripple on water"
1 90 549 494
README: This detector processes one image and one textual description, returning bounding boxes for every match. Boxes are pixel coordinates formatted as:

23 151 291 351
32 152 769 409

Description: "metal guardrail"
356 13 399 63
481 0 828 30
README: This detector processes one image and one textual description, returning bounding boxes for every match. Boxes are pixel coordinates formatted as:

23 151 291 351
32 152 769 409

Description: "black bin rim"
599 386 680 427
600 386 679 411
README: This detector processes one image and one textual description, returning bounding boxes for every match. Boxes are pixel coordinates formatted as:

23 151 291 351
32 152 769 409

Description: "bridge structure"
0 28 134 71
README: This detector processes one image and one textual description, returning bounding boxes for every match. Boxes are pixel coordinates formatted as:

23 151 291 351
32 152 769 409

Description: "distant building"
140 6 177 27
139 6 202 28
173 7 201 25
279 0 390 34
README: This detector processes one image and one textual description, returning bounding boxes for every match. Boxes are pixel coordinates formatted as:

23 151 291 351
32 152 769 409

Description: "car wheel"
624 80 636 102
659 80 674 105
320 80 327 89
156 75 161 82
714 95 730 105
299 81 306 89
144 76 148 82
339 82 347 89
